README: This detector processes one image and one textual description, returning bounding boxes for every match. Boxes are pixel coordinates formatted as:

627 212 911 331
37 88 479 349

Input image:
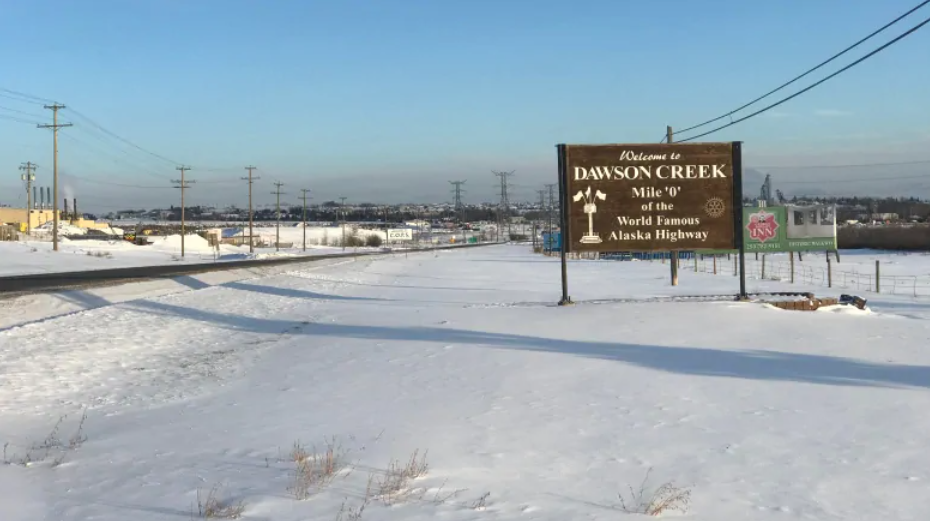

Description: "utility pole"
667 125 678 286
537 189 546 247
272 182 286 251
37 104 72 252
241 166 259 253
545 183 556 251
493 170 514 242
172 166 194 257
300 188 311 251
339 196 348 251
19 162 37 236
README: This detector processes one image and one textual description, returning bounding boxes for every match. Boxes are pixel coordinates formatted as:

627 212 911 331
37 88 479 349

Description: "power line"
676 14 930 143
66 108 181 167
0 113 41 125
676 0 930 136
778 173 930 184
750 158 930 169
0 105 46 119
0 88 55 105
58 130 172 180
60 173 174 189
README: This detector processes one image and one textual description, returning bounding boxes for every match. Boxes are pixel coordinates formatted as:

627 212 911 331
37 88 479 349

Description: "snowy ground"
3 245 930 520
687 249 930 297
0 234 383 277
1 225 483 277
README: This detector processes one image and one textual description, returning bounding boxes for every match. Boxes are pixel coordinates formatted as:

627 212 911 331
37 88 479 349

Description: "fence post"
694 255 698 272
713 255 717 275
790 252 795 284
876 260 880 293
761 255 766 280
827 254 832 288
733 254 738 276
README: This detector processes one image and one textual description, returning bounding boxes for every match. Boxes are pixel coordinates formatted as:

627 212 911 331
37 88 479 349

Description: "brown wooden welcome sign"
557 142 742 253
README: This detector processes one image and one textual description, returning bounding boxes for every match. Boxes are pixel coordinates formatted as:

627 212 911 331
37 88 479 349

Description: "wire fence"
684 254 930 297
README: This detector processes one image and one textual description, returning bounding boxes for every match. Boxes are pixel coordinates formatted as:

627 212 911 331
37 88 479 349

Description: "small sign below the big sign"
387 228 413 241
559 143 742 253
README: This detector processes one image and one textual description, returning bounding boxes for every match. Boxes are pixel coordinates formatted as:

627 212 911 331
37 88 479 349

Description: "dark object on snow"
839 294 868 310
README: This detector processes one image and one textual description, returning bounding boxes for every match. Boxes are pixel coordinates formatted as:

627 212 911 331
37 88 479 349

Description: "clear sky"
1 0 929 212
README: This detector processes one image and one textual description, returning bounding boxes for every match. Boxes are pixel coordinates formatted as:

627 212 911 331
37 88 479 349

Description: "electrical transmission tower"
241 166 260 253
19 162 37 236
449 180 466 222
172 166 194 257
271 181 286 251
492 170 514 242
37 104 72 252
545 183 556 248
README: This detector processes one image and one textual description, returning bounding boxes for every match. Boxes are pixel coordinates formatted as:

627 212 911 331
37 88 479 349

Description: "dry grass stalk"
3 409 88 467
375 449 429 504
287 437 349 500
618 468 691 516
195 484 245 519
471 492 490 511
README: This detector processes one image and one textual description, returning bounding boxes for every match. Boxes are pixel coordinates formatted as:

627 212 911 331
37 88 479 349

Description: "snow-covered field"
688 250 930 297
1 225 481 277
3 245 930 520
0 233 381 277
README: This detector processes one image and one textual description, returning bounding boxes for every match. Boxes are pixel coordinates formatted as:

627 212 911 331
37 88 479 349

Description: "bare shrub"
470 492 490 511
618 468 691 516
86 250 112 258
365 234 383 248
345 234 365 248
195 484 245 519
287 437 349 500
3 409 88 467
335 501 366 521
375 449 429 504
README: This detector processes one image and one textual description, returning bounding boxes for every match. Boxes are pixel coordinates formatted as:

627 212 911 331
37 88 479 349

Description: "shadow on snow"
127 298 930 391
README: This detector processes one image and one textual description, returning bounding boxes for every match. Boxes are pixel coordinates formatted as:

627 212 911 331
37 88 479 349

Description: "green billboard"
699 205 837 254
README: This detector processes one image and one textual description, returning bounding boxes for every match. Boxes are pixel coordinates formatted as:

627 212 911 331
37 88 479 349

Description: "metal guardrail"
0 242 498 296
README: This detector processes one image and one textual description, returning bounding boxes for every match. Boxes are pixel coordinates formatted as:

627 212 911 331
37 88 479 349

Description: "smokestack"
33 187 38 209
73 198 78 223
40 187 45 209
64 198 69 223
46 187 51 209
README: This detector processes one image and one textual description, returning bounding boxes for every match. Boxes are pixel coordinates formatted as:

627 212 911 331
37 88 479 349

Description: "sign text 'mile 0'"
559 143 741 253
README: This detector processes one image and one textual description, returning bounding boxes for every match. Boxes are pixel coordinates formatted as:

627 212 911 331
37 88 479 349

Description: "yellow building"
0 208 61 231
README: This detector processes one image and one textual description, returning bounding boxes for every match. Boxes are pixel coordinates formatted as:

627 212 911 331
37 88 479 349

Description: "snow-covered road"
3 245 930 520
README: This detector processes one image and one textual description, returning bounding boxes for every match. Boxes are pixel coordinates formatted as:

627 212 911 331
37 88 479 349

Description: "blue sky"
1 0 929 211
